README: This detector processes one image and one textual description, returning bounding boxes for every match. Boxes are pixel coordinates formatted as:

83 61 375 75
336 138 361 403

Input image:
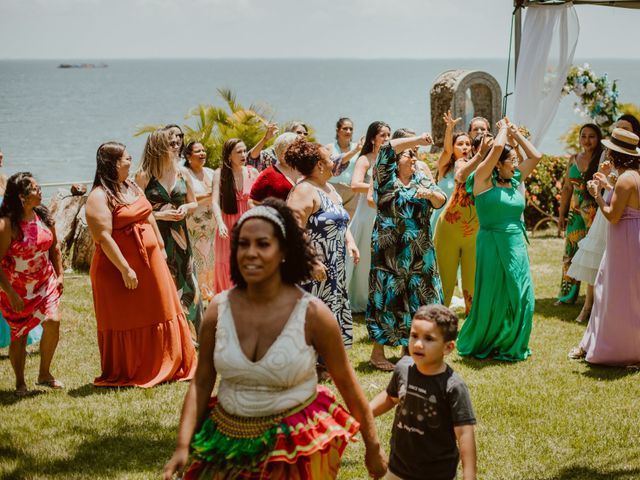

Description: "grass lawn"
1 234 639 479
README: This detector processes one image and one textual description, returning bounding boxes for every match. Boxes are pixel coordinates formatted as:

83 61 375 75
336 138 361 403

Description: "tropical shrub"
134 88 315 169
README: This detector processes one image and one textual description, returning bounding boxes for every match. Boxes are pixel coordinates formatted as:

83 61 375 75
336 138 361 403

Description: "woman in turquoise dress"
366 132 447 370
457 119 542 362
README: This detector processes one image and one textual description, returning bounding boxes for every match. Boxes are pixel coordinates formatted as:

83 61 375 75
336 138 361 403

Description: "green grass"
1 235 639 479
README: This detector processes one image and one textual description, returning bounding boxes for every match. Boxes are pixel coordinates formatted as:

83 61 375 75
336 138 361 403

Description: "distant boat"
58 63 108 69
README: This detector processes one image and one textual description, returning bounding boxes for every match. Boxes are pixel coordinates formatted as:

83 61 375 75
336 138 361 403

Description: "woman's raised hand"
420 133 434 145
264 123 279 141
443 110 461 129
598 160 612 176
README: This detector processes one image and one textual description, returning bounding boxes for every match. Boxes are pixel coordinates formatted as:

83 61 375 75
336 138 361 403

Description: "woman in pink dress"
212 138 258 293
0 173 64 396
569 128 640 366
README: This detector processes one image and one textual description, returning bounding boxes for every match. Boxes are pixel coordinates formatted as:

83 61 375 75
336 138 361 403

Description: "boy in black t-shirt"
370 304 477 480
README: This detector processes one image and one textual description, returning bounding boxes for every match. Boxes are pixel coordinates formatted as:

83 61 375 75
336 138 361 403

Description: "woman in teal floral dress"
366 131 446 370
136 129 203 340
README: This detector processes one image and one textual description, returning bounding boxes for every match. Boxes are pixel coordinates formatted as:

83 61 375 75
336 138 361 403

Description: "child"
371 304 477 480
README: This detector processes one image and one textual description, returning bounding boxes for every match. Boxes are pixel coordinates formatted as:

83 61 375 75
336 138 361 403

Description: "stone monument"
430 70 502 151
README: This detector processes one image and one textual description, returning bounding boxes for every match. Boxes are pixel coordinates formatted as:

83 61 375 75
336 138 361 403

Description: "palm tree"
134 88 314 169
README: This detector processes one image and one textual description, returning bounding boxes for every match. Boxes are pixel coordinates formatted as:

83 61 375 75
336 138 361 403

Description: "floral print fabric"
0 216 60 340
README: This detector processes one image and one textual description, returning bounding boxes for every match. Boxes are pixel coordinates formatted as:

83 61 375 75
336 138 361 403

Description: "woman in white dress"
184 141 216 303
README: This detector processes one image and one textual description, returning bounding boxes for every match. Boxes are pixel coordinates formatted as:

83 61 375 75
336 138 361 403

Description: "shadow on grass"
580 364 640 381
0 421 174 478
67 383 122 398
550 465 640 480
0 389 45 406
535 297 581 322
454 356 508 370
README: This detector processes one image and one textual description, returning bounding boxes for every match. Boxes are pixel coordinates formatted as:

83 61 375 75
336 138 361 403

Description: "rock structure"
430 70 502 152
47 188 93 271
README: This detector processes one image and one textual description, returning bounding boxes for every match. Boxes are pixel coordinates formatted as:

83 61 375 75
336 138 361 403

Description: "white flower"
583 63 590 70
585 83 596 94
596 115 608 124
574 84 585 95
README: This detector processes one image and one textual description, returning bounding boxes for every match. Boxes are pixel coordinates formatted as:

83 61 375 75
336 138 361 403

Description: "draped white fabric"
513 4 580 147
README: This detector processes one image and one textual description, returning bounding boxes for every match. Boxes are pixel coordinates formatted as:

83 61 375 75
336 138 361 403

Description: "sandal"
36 378 65 390
15 385 29 397
567 347 586 360
369 358 395 372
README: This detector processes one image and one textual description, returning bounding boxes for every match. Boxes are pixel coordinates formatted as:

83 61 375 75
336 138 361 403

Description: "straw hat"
601 128 640 156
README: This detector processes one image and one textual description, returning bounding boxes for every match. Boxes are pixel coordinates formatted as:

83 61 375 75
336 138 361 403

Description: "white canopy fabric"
522 1 640 8
513 3 580 148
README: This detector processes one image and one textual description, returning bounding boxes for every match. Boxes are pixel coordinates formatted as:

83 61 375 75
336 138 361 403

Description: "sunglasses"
295 130 309 137
169 141 180 148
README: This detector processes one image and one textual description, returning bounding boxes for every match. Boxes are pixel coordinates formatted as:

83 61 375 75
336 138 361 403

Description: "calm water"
1 58 638 192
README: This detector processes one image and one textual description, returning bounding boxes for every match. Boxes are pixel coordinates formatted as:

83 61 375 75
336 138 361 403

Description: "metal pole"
514 1 523 83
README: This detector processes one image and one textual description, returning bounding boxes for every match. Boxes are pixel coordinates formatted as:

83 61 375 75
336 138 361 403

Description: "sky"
1 0 639 59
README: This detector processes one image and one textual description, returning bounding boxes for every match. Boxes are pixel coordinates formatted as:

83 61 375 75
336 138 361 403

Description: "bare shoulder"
304 296 335 329
135 170 150 189
0 216 10 235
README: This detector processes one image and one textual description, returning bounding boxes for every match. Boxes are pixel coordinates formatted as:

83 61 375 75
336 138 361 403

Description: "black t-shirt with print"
386 357 476 480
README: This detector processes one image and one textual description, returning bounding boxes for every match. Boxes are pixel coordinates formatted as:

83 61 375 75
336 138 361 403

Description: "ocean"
1 58 638 196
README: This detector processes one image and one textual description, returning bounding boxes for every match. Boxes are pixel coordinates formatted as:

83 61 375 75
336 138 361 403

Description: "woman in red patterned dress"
0 173 64 396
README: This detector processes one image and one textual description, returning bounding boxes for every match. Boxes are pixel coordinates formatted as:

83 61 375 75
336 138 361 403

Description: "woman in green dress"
556 124 602 304
457 119 542 362
135 129 203 340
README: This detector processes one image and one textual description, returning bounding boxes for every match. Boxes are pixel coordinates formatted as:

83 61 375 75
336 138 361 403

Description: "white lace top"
214 290 318 417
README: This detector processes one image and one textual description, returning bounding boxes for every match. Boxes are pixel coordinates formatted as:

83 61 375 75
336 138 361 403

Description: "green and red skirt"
184 385 359 479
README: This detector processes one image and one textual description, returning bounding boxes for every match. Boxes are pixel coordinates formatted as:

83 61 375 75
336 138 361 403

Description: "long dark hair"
335 117 353 141
0 172 53 240
618 114 640 137
230 198 316 288
580 123 603 199
93 142 127 206
440 132 471 180
220 138 243 215
360 121 390 157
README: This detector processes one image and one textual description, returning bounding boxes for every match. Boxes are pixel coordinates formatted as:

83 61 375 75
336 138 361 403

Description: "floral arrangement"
562 64 620 131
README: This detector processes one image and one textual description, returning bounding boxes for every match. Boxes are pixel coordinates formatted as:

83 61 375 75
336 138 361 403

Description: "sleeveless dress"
558 160 597 303
145 173 203 334
429 169 455 233
433 177 479 315
366 144 445 347
345 163 376 313
214 166 257 294
91 194 196 387
185 167 216 302
0 197 42 347
0 216 60 341
579 173 640 366
184 290 359 479
328 141 357 219
301 184 353 347
457 170 534 362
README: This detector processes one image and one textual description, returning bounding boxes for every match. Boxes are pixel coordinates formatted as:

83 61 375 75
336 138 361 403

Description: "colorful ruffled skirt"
185 386 359 480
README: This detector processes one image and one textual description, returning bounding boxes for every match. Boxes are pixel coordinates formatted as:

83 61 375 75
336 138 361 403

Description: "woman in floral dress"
557 124 602 304
136 129 203 339
366 132 446 370
0 173 64 396
184 141 216 303
287 139 359 349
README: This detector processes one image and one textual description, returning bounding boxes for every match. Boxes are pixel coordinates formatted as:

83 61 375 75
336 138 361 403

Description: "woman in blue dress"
366 131 447 370
287 139 359 350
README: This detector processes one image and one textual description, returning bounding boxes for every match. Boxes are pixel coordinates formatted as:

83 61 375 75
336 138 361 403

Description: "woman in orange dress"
86 142 196 387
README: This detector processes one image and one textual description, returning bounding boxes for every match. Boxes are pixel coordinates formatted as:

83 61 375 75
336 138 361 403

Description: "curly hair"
284 139 324 176
230 198 316 288
607 148 640 170
413 304 459 342
0 172 53 240
93 142 128 206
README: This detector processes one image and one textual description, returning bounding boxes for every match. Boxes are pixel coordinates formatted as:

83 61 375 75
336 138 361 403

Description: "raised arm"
351 155 371 193
85 189 138 289
507 122 542 180
307 299 387 478
163 301 219 480
437 111 461 180
472 122 509 196
455 135 493 185
389 132 434 155
247 123 278 162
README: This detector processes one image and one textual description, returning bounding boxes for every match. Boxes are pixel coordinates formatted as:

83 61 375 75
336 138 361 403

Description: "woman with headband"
163 198 388 480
